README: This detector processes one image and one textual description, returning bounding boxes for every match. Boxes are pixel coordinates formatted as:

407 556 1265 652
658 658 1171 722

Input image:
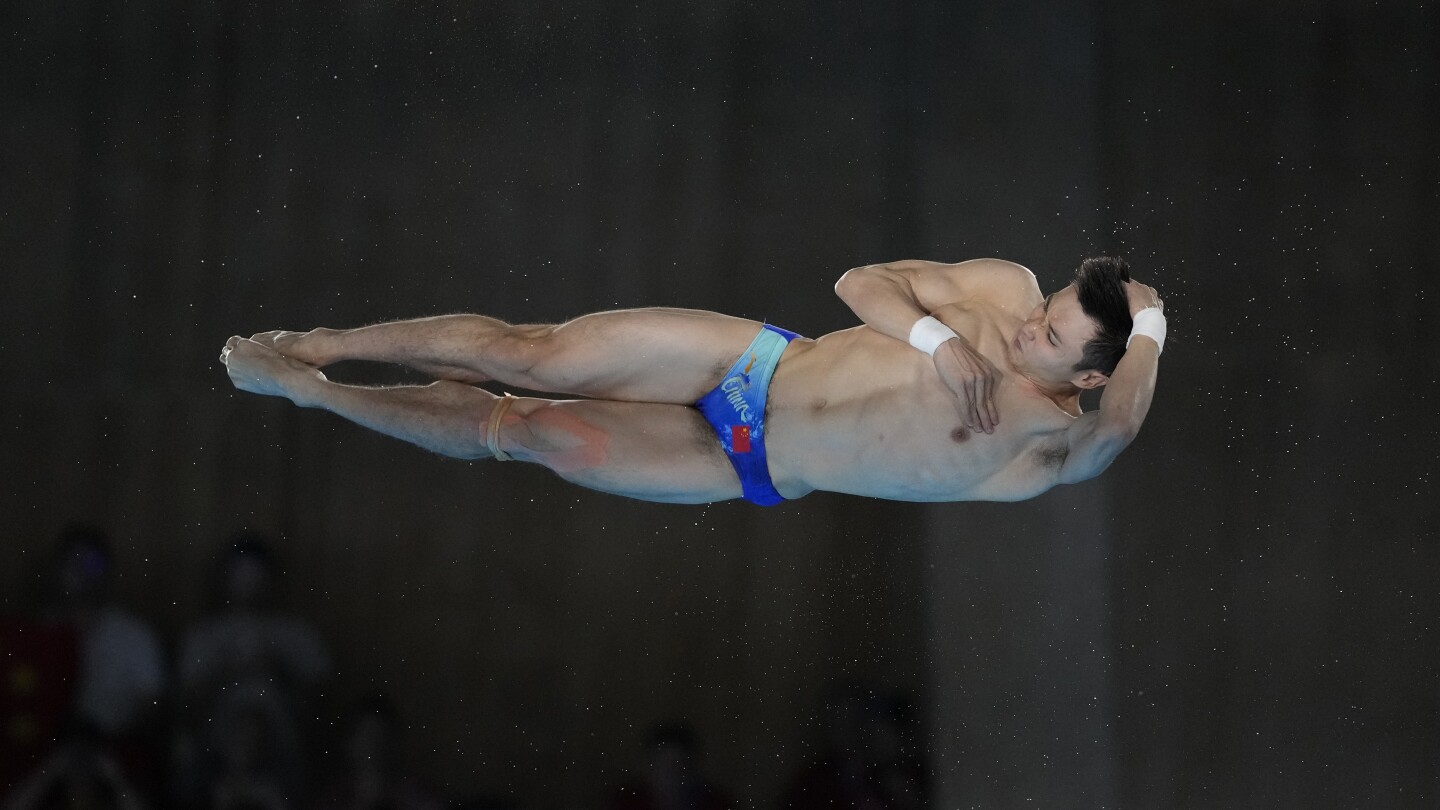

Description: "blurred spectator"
311 694 444 810
170 533 331 808
1 723 150 810
206 693 298 810
607 722 733 810
861 693 925 810
0 612 79 788
41 526 167 744
779 683 926 810
0 525 165 790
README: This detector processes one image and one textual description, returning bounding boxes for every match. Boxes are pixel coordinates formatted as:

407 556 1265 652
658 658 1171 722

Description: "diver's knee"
500 324 561 376
506 403 610 472
511 326 588 390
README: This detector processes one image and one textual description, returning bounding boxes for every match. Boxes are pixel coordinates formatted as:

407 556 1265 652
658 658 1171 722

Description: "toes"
220 335 241 364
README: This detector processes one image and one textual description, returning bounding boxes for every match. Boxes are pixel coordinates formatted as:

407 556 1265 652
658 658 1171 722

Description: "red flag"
731 425 751 453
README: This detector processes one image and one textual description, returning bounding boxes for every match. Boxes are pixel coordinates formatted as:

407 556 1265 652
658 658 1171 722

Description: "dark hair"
1072 256 1133 375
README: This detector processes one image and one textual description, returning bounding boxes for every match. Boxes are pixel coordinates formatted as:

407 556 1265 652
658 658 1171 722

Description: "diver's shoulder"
954 257 1039 284
951 258 1043 307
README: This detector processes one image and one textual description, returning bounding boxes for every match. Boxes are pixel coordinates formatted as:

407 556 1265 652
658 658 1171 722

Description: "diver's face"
1013 285 1104 387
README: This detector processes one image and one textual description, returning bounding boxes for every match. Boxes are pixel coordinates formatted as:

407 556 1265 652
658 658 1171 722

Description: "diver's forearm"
1095 337 1159 438
834 266 933 344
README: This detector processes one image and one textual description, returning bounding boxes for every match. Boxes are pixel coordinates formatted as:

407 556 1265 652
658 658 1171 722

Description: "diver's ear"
1072 369 1109 390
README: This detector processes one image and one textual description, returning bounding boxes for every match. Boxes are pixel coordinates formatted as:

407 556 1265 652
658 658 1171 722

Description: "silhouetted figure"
780 684 926 810
857 694 925 810
0 525 166 791
311 694 444 810
205 694 297 810
0 615 76 790
1 724 150 810
607 722 733 810
42 526 167 743
170 534 331 808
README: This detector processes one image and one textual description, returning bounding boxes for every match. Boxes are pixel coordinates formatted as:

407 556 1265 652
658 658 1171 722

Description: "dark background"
2 0 1437 806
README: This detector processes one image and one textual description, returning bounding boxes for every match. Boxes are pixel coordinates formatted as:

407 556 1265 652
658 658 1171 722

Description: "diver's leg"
221 336 744 502
223 336 498 459
494 397 743 503
251 307 776 403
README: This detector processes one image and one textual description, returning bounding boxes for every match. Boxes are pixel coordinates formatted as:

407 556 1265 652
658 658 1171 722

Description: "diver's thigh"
538 307 772 403
512 398 742 503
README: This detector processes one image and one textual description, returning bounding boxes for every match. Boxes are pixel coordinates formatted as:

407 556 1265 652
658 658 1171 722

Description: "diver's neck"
1012 366 1083 416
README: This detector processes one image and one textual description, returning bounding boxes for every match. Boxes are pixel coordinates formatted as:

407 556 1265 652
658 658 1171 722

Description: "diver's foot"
220 336 328 405
248 328 340 367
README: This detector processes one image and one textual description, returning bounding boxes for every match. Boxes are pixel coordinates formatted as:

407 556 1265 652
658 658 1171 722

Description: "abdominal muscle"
761 326 1063 502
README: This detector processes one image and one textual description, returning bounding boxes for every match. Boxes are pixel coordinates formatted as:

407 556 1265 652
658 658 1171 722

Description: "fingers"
1145 285 1162 312
977 370 1001 434
956 349 999 433
962 376 981 433
937 343 1002 435
986 364 999 429
1126 281 1164 315
971 374 992 434
956 368 1002 434
983 370 1000 432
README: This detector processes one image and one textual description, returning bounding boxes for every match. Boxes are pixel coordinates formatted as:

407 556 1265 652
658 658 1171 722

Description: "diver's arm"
834 259 1036 433
833 258 1036 343
833 260 954 343
1058 283 1163 483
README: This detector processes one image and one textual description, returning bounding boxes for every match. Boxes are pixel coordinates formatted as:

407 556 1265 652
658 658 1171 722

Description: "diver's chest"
905 390 1068 477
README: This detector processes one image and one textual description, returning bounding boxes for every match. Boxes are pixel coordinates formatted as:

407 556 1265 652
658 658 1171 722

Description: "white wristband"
1127 307 1166 354
908 315 959 356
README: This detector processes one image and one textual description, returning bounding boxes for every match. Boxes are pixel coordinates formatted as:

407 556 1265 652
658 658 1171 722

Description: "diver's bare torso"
763 282 1076 502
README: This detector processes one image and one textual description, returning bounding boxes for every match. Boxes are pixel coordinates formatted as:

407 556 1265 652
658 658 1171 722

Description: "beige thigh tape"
486 393 517 461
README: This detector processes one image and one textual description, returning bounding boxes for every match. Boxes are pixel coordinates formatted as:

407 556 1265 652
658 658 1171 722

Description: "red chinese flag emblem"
731 425 751 453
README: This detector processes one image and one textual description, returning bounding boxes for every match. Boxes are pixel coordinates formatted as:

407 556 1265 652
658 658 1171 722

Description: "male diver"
220 257 1165 504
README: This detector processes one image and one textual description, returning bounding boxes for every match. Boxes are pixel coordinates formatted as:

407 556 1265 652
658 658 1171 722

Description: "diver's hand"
1126 281 1163 316
933 335 1000 434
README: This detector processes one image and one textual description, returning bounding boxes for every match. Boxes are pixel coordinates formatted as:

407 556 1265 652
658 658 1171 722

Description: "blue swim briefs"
694 323 801 506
